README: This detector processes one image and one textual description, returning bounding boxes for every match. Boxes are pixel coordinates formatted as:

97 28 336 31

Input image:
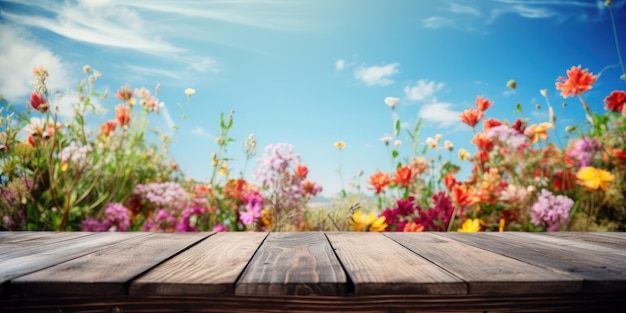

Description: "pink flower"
30 92 48 112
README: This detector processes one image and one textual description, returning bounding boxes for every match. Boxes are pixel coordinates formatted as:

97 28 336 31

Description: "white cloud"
125 65 182 80
422 16 454 29
0 25 73 102
185 56 220 74
449 3 481 16
354 63 399 86
335 59 345 71
418 102 462 127
191 126 212 138
404 80 445 102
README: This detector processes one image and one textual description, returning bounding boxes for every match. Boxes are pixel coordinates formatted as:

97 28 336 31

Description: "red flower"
552 171 576 192
475 96 492 111
483 118 502 132
452 184 473 207
100 120 117 137
460 108 484 128
472 132 493 151
115 105 131 127
393 166 415 188
604 90 626 113
607 148 626 164
511 118 527 134
295 164 308 179
555 65 596 98
30 92 48 112
368 170 390 194
443 173 457 191
116 86 133 101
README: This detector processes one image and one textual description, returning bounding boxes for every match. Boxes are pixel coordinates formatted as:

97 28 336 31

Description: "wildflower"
59 142 93 170
552 171 576 192
443 173 457 190
555 65 596 98
240 192 263 226
410 157 429 174
115 104 131 127
116 86 133 101
243 133 257 157
82 203 131 232
482 118 502 132
368 170 390 194
393 165 414 188
435 134 443 141
212 223 229 232
499 219 505 232
184 88 196 97
506 80 517 89
444 140 453 151
83 65 91 74
100 121 117 137
452 184 474 207
403 222 424 232
475 96 493 111
334 140 346 149
260 209 274 229
540 89 548 97
302 179 323 196
426 137 438 149
29 92 48 112
458 148 470 161
525 122 554 144
487 125 528 150
393 140 402 147
460 108 484 128
499 184 529 204
458 218 481 232
567 136 600 167
215 137 222 144
348 210 387 232
384 97 400 109
604 90 626 113
530 189 573 231
218 164 229 176
576 167 615 191
295 164 308 179
380 136 393 144
471 132 493 151
549 106 556 123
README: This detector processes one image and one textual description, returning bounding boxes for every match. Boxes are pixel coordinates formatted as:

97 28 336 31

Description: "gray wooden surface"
1 231 625 312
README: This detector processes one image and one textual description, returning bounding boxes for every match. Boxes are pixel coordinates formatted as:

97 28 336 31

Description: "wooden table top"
1 231 625 312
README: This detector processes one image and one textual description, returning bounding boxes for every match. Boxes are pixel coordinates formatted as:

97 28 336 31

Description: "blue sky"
1 0 626 197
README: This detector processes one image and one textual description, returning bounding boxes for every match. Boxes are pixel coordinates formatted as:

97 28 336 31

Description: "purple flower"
143 209 177 231
133 182 189 211
176 203 206 232
487 125 528 150
567 136 600 168
212 223 229 232
239 192 263 226
530 189 574 231
81 203 130 232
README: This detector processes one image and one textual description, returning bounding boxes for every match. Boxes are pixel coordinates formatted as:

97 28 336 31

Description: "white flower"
426 137 438 149
393 140 402 147
384 97 400 109
540 89 548 97
185 88 196 97
435 134 442 142
380 136 393 144
83 65 91 74
444 140 453 151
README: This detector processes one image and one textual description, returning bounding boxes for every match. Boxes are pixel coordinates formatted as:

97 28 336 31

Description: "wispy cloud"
0 25 73 101
404 80 445 102
421 16 454 29
335 59 346 71
125 65 182 80
449 2 481 16
354 63 399 86
418 102 462 127
192 126 212 138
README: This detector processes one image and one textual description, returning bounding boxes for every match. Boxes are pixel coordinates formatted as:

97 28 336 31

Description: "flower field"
2 3 626 234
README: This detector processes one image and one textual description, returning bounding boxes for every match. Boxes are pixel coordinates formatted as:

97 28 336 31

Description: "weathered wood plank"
438 232 626 293
385 232 582 294
542 232 626 250
235 232 347 296
0 232 68 244
9 232 210 295
326 232 466 295
0 232 147 290
0 232 95 256
131 232 267 296
505 232 626 258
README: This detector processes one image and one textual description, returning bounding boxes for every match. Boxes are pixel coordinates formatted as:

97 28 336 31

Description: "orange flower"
482 118 502 132
576 167 614 191
471 132 493 151
117 86 133 101
100 120 117 137
393 165 415 188
443 173 457 191
368 170 390 194
607 148 626 164
452 184 474 207
115 104 131 127
475 96 493 111
295 164 308 179
460 108 484 128
525 122 553 144
403 222 424 232
555 65 596 98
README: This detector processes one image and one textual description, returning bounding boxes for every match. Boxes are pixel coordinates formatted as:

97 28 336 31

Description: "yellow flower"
527 122 554 144
348 210 387 232
334 140 346 149
458 148 470 161
576 166 614 191
498 218 505 232
457 218 481 232
184 88 196 97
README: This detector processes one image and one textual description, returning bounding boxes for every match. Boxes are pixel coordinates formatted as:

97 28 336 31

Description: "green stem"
608 5 626 82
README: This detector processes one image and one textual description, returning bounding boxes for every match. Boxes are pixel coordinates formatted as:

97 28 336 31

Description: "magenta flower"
530 189 574 231
239 192 263 226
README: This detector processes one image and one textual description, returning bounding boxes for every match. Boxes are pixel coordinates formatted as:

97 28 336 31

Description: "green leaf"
515 103 523 113
394 119 400 136
391 150 399 159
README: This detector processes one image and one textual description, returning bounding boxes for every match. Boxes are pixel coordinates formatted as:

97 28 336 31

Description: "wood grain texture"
235 232 347 296
131 232 267 296
0 232 146 289
504 232 626 258
438 232 626 293
385 232 582 294
0 232 94 256
326 232 466 295
10 232 210 295
541 232 626 250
